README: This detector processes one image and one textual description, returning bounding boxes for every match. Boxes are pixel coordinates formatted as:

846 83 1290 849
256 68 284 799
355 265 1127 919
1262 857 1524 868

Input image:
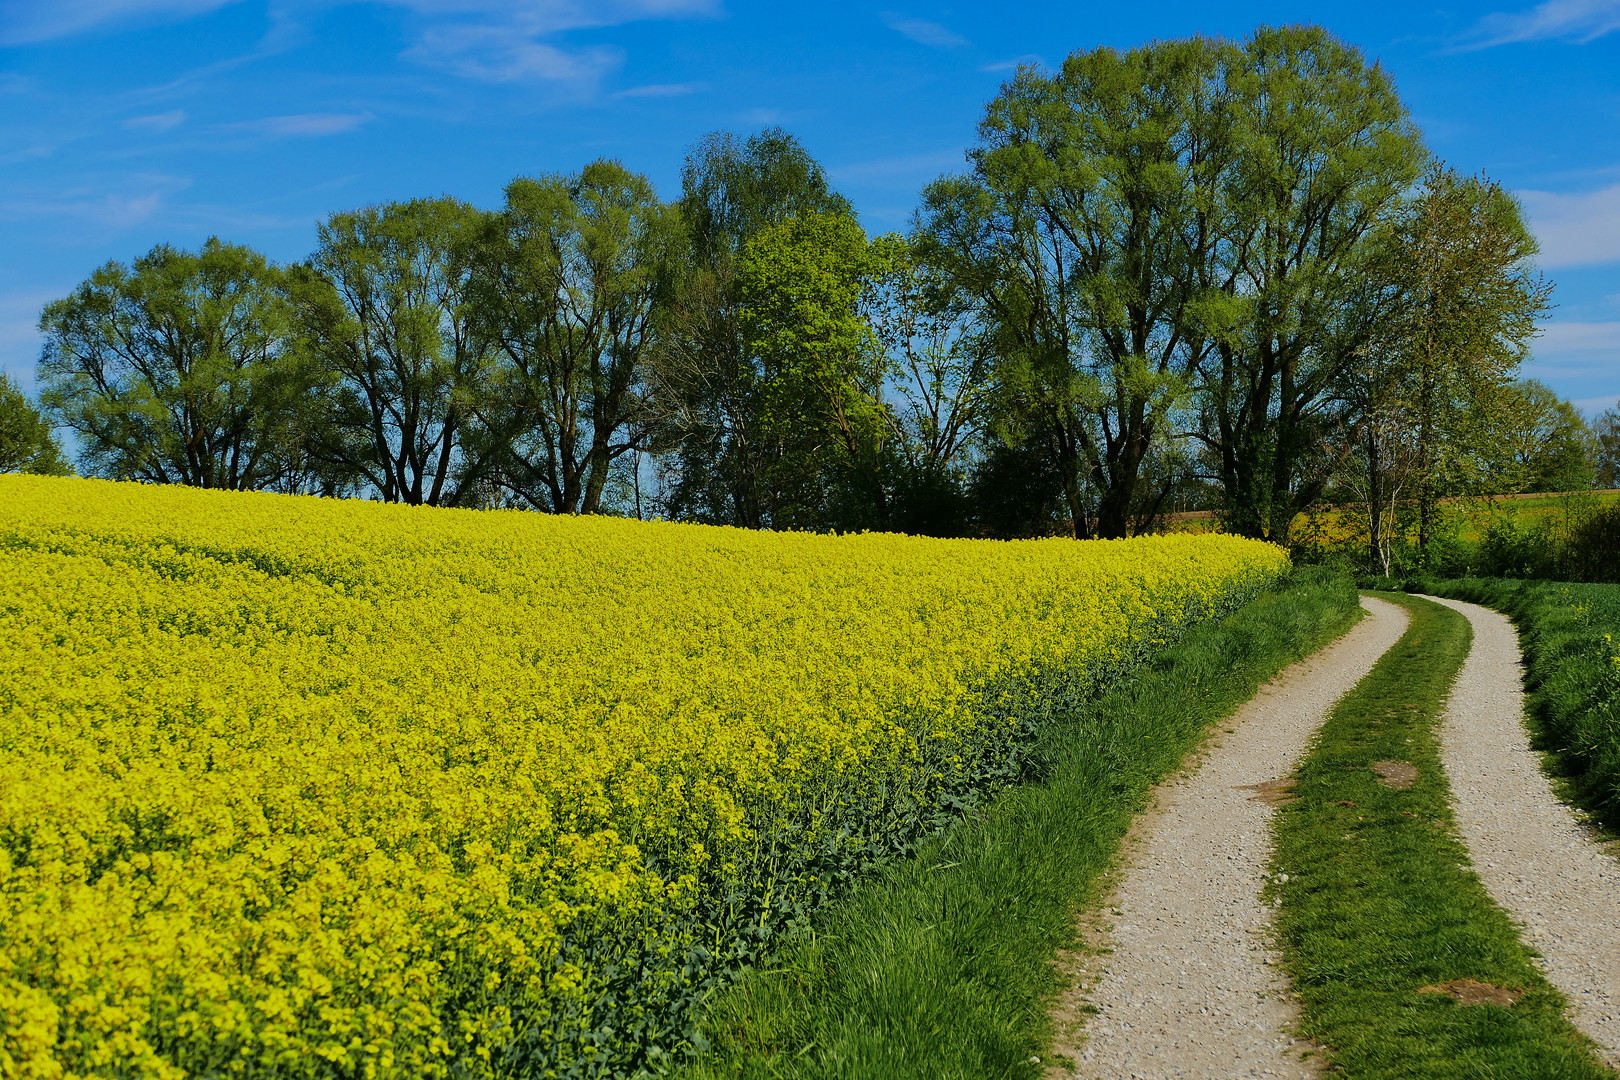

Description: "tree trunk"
1367 421 1384 572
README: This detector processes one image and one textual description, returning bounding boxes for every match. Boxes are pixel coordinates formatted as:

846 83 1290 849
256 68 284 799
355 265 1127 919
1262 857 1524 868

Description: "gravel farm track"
1428 596 1620 1070
1059 595 1620 1079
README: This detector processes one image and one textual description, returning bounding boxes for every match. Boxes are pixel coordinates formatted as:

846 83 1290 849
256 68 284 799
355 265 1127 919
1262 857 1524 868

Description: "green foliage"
677 568 1360 1079
653 128 858 529
468 160 682 514
864 239 988 532
679 129 854 266
1206 26 1426 542
1341 165 1553 568
0 374 69 476
1595 409 1620 489
301 195 495 505
921 25 1428 542
919 34 1231 539
1565 507 1620 584
20 34 1572 538
736 212 894 527
1484 379 1599 494
37 238 321 490
1422 499 1617 582
1269 592 1612 1078
967 438 1069 538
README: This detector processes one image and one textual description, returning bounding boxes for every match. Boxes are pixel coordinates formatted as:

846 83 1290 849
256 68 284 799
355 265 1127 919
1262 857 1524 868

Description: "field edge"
674 566 1363 1080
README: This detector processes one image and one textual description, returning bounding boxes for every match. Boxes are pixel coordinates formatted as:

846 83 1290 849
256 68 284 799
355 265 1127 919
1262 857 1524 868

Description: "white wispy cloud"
1519 182 1620 268
0 145 57 166
0 288 73 392
404 23 621 83
880 11 967 49
1523 321 1620 416
0 174 192 229
610 81 706 99
0 0 242 46
980 53 1046 73
1533 321 1620 352
376 0 713 16
218 112 372 138
388 0 717 85
124 109 187 132
1455 0 1620 49
830 149 965 187
3 0 722 93
1524 321 1620 410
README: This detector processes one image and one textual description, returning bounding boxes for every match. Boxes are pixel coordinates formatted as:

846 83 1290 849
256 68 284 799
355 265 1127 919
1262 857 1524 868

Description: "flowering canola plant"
0 475 1286 1078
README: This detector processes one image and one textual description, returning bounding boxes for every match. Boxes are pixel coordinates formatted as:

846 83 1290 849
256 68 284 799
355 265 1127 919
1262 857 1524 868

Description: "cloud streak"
0 173 192 229
980 53 1046 73
3 0 722 93
389 0 716 85
830 148 965 187
1533 320 1620 351
1525 321 1620 411
610 81 706 99
125 110 187 132
217 112 372 138
880 11 967 49
1520 181 1620 268
1454 0 1620 50
404 23 621 84
0 0 242 46
0 288 74 390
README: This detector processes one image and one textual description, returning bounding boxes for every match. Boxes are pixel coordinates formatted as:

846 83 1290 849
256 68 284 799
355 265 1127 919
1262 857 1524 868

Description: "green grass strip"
676 568 1361 1080
1269 591 1615 1079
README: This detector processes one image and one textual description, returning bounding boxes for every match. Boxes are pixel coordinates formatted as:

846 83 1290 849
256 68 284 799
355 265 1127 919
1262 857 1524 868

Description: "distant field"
1165 490 1620 544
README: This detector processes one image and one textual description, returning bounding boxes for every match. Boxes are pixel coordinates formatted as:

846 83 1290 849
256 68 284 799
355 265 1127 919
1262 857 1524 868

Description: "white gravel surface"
1073 597 1409 1080
1425 595 1620 1068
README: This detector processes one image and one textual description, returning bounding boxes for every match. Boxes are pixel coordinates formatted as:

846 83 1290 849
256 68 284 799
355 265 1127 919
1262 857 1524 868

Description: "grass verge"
674 568 1361 1080
1410 577 1620 834
1269 591 1614 1079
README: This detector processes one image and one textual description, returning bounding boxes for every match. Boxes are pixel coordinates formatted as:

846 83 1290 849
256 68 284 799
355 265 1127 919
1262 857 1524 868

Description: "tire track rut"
1426 596 1620 1068
1070 597 1409 1080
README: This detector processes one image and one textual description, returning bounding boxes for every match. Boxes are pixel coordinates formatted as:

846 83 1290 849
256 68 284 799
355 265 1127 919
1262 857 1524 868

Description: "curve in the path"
1073 596 1409 1080
1425 595 1620 1068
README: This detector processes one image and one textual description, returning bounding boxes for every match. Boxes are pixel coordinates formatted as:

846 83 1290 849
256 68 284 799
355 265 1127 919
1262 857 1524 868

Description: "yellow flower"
0 474 1286 1077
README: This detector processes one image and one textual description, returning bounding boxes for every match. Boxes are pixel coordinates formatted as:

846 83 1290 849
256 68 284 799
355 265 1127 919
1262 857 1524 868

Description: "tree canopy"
30 25 1595 544
0 374 69 476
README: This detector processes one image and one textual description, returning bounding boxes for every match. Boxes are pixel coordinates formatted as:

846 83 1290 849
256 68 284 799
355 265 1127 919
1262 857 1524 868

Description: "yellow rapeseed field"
0 475 1286 1079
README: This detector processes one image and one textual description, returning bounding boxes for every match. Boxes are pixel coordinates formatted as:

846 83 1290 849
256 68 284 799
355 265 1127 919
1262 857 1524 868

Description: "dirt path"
1067 597 1409 1080
1425 596 1620 1068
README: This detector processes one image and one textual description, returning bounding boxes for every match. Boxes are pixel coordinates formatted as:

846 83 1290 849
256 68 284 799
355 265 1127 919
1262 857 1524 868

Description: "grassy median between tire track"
675 568 1361 1080
1268 591 1615 1080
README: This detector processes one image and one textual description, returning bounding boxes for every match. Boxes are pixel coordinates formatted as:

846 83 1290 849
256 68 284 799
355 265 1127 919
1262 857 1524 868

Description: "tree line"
7 24 1618 546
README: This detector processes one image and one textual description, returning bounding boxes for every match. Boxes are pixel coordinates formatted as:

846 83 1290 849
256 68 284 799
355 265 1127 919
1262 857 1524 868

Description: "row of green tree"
6 24 1618 542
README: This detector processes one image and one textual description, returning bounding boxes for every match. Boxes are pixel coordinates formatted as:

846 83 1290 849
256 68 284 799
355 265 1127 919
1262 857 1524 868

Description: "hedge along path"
1068 596 1408 1080
1425 595 1620 1067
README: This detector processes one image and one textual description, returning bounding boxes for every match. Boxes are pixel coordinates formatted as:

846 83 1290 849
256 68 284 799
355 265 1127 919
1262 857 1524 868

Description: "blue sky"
2 0 1618 413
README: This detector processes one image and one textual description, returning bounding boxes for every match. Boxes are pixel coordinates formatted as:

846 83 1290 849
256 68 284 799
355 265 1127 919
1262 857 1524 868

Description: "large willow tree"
468 160 680 515
918 35 1233 539
920 25 1428 540
300 196 495 506
1199 26 1426 541
38 238 319 491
